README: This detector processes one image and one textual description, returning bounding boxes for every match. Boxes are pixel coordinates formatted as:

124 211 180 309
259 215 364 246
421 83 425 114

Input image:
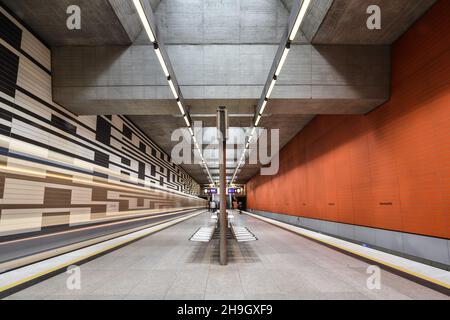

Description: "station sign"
205 188 217 194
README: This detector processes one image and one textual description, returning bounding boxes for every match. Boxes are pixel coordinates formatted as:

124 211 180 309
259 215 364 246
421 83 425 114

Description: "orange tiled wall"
246 1 450 239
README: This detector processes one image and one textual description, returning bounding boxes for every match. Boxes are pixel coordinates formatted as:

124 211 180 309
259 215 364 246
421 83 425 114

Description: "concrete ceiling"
135 0 301 45
2 0 438 185
312 0 438 44
1 0 132 45
128 113 314 184
280 0 297 12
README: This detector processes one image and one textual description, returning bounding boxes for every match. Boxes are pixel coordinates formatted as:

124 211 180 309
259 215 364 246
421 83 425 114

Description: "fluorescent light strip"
266 78 276 98
168 78 178 99
275 46 290 76
184 116 190 127
133 0 156 43
154 47 170 77
259 99 268 115
232 148 248 183
232 149 248 184
133 0 214 185
248 129 255 144
289 0 312 41
177 100 185 115
254 114 262 126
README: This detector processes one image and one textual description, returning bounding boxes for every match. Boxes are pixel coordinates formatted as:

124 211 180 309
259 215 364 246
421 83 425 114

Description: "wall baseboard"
247 209 450 271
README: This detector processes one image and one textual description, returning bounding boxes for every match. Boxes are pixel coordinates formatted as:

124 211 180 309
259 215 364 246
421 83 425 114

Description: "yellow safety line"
0 212 201 294
244 211 450 290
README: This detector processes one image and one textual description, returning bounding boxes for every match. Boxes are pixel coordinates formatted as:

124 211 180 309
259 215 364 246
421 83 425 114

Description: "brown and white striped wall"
0 6 205 238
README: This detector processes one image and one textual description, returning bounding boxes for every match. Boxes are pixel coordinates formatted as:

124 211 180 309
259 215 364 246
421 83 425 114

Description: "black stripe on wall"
0 43 19 97
123 125 132 140
139 141 146 153
94 150 109 168
51 114 76 134
0 12 22 49
138 162 145 180
0 123 10 136
19 48 51 76
151 164 156 177
0 107 12 122
0 4 49 49
95 116 111 145
121 157 131 166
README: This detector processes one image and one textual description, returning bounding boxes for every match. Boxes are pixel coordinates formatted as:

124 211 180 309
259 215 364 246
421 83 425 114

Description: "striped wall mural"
0 7 205 238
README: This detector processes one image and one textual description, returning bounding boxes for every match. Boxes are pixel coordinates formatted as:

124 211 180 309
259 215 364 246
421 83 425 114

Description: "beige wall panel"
70 187 93 204
7 139 49 162
2 178 45 204
0 209 43 235
14 91 52 119
17 56 52 102
21 30 51 71
77 116 97 130
69 208 92 225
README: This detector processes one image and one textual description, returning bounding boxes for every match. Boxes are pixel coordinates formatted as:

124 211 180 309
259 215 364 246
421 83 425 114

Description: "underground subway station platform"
0 0 449 315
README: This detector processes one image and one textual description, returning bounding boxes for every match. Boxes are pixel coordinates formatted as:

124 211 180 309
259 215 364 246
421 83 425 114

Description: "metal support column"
217 106 228 265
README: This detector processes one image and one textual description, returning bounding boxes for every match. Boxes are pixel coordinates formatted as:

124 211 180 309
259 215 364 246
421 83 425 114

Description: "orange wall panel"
246 0 450 239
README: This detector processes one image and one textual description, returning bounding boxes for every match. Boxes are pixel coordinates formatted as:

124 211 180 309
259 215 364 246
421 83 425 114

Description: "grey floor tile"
205 268 245 297
128 270 177 297
267 268 321 295
164 293 205 300
165 269 209 298
243 293 288 300
124 294 166 300
238 268 282 295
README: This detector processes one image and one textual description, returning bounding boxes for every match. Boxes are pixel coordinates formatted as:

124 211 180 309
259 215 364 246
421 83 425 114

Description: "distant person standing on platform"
238 202 243 213
210 201 216 213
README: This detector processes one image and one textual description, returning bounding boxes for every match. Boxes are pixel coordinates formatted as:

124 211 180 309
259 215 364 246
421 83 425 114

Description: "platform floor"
5 211 449 300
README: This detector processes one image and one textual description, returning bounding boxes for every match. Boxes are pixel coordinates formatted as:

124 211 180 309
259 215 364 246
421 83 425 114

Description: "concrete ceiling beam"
108 0 143 43
52 44 390 116
1 0 135 45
